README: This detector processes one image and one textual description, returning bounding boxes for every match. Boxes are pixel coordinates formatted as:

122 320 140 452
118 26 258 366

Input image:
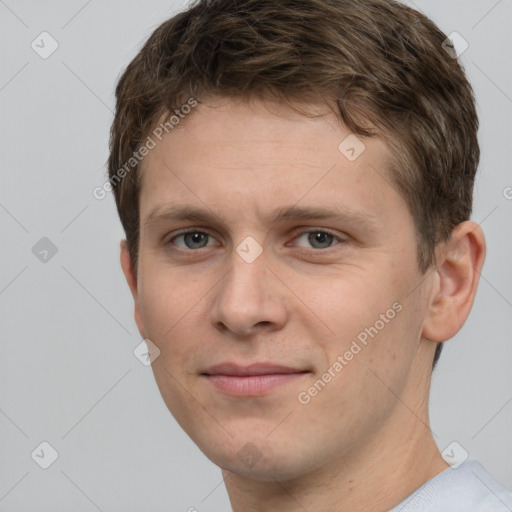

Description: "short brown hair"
108 0 480 368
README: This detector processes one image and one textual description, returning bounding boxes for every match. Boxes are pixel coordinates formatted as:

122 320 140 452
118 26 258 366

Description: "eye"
168 230 218 250
292 229 345 250
166 228 345 253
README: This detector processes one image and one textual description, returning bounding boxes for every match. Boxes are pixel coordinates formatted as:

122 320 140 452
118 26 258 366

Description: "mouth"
201 363 311 397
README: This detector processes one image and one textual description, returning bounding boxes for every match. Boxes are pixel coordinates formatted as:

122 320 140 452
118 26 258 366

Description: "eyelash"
165 228 346 253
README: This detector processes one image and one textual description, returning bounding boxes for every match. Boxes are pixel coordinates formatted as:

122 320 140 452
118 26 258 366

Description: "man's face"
125 97 436 480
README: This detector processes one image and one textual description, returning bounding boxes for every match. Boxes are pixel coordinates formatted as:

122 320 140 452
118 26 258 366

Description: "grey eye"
173 232 213 249
295 231 338 249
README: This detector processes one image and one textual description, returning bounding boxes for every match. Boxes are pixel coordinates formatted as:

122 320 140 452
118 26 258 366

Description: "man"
108 0 512 509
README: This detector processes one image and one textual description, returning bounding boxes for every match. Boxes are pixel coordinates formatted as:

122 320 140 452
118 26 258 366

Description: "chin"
218 452 305 482
197 433 318 482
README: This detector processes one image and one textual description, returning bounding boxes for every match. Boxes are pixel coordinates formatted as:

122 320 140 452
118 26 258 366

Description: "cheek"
306 272 418 395
137 272 206 422
301 272 397 346
138 270 202 360
300 308 418 443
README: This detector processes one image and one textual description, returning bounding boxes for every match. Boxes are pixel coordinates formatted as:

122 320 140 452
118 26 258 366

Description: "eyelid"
165 227 214 241
288 227 347 249
163 228 218 252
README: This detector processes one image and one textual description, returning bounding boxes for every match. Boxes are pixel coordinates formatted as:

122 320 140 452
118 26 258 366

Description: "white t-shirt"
390 460 512 511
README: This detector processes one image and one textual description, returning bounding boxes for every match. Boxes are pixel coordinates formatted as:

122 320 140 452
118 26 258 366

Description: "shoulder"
390 460 512 512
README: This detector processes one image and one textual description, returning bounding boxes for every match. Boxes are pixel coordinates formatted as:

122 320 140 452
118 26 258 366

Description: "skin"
120 97 486 511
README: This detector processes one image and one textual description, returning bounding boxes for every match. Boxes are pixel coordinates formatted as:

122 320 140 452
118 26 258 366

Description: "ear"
422 221 486 343
120 240 146 339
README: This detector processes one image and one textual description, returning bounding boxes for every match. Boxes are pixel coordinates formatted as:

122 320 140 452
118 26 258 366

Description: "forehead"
138 98 405 227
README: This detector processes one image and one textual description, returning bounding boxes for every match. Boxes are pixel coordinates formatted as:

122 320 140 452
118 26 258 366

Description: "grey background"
0 0 511 510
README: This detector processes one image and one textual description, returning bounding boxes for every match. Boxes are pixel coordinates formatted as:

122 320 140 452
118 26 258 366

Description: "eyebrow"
143 204 379 232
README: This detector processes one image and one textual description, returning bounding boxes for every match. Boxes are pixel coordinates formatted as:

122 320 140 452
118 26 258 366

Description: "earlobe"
120 240 146 339
422 221 486 343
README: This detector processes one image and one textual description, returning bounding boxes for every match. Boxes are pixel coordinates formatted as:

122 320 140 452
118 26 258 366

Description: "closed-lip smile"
201 362 310 396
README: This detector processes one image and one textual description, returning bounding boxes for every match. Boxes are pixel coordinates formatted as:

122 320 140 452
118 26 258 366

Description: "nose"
209 246 288 338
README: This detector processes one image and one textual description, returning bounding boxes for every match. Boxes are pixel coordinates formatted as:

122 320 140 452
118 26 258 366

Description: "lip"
203 363 307 376
201 363 310 397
